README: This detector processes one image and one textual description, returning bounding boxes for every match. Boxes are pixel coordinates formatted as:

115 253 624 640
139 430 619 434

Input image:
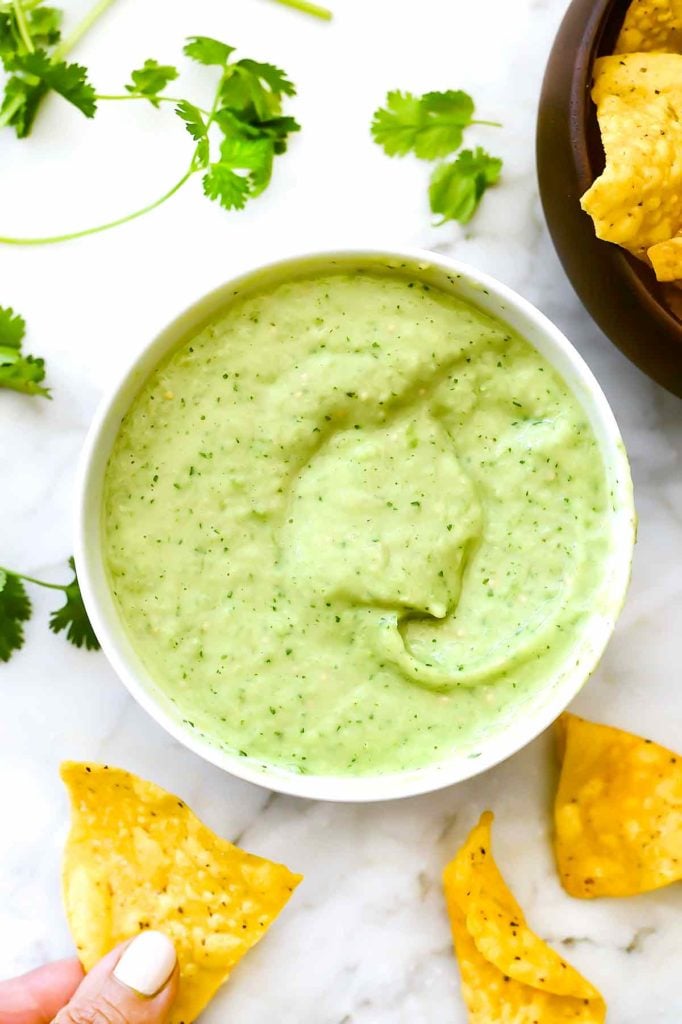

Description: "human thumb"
53 932 178 1024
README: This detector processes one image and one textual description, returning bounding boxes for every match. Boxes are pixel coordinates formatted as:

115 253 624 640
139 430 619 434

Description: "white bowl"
75 248 635 802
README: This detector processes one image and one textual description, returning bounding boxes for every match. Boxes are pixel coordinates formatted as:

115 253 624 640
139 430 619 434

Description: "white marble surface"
1 0 681 1020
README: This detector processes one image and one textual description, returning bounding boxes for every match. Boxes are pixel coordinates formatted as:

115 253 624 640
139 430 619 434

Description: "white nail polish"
113 931 176 997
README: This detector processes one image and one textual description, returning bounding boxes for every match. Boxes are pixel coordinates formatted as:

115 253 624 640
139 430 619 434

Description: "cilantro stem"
205 81 224 132
52 0 118 62
96 94 210 116
472 120 502 128
0 167 194 245
0 568 67 591
12 0 34 53
269 0 332 20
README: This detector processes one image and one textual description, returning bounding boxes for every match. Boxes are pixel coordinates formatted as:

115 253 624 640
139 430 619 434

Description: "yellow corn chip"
554 713 682 898
580 53 682 254
61 762 302 1024
648 235 682 281
443 813 606 1023
615 0 682 54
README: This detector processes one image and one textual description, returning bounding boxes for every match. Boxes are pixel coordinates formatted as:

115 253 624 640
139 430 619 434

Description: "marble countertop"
1 0 681 1020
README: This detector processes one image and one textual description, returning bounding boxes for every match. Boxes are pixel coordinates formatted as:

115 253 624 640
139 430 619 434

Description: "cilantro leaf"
126 58 178 107
213 106 263 138
0 5 62 56
175 98 207 141
0 75 47 137
28 6 62 47
184 36 235 67
371 91 422 156
0 305 50 397
219 133 273 169
219 71 270 121
0 11 17 62
429 146 502 224
213 109 299 154
11 49 96 118
203 163 251 211
175 99 209 168
253 114 300 155
235 59 295 98
371 89 476 160
0 347 49 396
216 134 275 200
48 558 99 650
0 569 31 662
0 305 26 348
220 60 294 121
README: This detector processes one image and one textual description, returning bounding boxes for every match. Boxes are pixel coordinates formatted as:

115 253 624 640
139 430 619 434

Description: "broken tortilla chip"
580 53 682 255
615 0 682 54
443 812 606 1023
554 713 682 898
648 235 682 281
61 762 302 1024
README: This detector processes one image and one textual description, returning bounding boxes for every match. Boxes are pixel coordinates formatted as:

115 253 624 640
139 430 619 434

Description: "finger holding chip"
443 812 606 1023
60 762 302 1024
553 713 682 899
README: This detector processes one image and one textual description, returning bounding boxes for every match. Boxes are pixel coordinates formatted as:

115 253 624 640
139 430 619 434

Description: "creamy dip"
103 269 612 775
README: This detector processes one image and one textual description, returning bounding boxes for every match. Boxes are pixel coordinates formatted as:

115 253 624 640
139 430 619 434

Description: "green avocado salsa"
103 269 612 775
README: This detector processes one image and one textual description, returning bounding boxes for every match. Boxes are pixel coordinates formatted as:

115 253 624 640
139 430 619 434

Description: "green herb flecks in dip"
103 270 611 775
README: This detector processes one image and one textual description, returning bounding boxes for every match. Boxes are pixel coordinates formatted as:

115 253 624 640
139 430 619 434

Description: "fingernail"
113 931 176 997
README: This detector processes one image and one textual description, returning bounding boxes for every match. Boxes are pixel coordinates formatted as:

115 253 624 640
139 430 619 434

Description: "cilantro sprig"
371 89 502 225
0 558 99 662
0 305 49 397
0 35 299 245
0 0 110 137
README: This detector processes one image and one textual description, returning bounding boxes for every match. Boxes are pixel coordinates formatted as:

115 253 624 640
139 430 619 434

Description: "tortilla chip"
443 812 606 1023
580 53 682 254
554 714 682 898
615 0 682 54
61 762 302 1023
648 235 682 281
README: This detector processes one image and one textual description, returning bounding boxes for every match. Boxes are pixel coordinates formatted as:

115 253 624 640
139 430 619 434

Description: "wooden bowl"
536 0 682 397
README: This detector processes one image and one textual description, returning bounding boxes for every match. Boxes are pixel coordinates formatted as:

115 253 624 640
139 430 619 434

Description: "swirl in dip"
103 269 612 776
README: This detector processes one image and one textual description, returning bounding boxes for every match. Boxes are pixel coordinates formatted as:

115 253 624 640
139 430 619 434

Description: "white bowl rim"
75 246 635 803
